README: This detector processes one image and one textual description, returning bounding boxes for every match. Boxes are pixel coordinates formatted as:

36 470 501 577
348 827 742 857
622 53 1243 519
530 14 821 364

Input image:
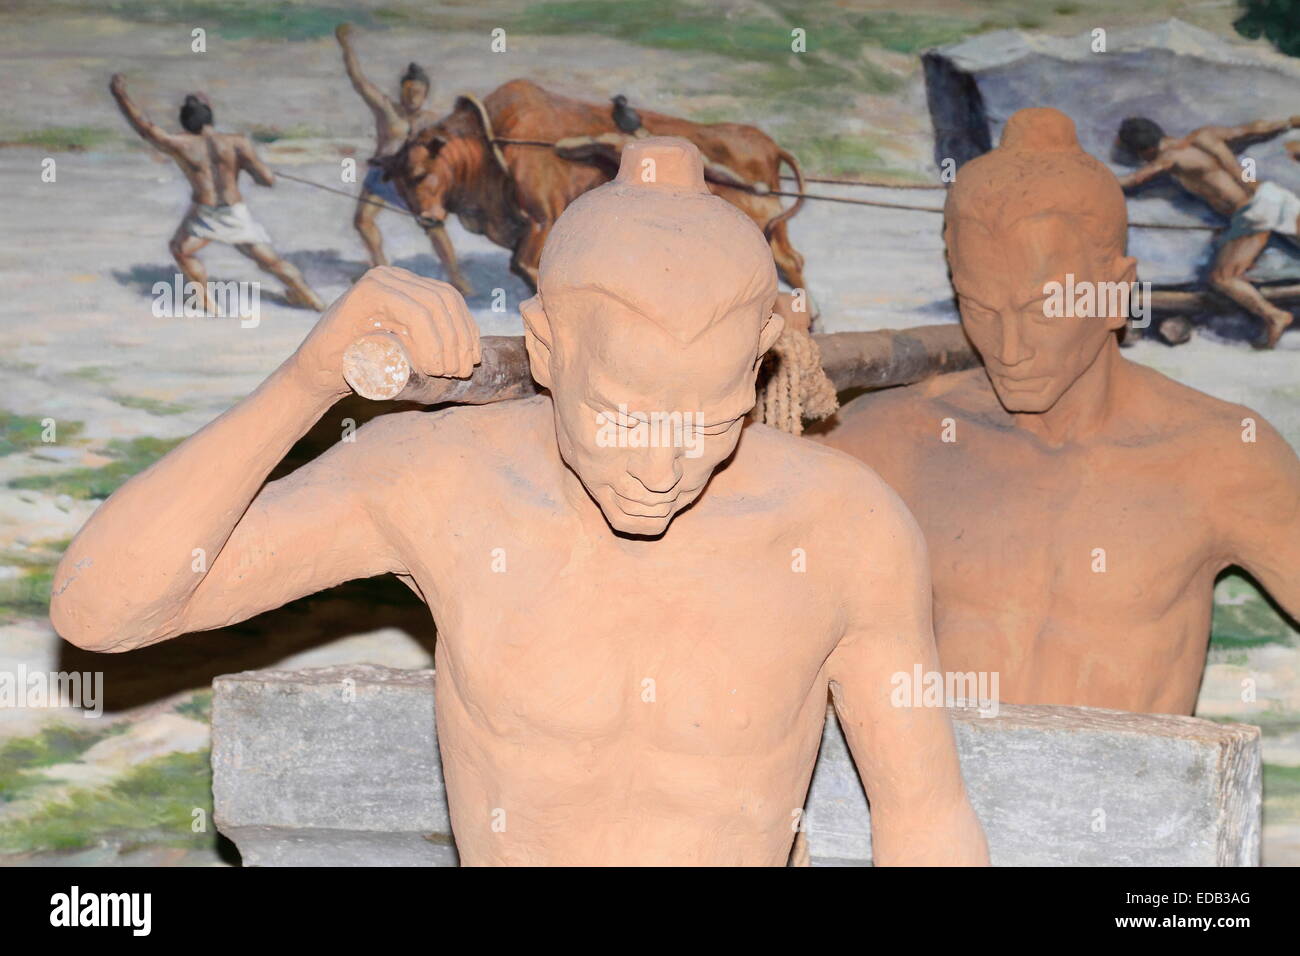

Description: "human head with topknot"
521 137 783 537
943 108 1138 415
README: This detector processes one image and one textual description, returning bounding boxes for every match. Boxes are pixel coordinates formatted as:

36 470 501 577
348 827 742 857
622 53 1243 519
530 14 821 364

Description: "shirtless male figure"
52 139 986 866
109 74 325 314
1117 113 1300 347
336 24 472 296
816 109 1300 716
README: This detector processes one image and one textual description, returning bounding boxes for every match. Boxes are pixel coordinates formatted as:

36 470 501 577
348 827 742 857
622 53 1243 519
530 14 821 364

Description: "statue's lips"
613 490 679 518
995 373 1052 390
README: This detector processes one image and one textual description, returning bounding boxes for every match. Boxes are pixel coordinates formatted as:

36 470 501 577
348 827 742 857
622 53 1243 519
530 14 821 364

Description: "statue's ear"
757 310 784 365
1110 255 1139 332
520 295 554 390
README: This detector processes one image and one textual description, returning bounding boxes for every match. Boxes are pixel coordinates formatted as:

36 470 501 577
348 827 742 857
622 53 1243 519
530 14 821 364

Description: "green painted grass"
0 723 125 804
1264 763 1300 822
0 749 213 852
792 134 929 182
63 0 392 41
250 123 330 143
9 435 185 500
0 539 72 621
69 366 114 385
516 0 902 94
1211 573 1299 649
112 394 189 416
0 126 117 152
174 689 212 723
849 12 988 54
0 566 55 622
0 411 84 457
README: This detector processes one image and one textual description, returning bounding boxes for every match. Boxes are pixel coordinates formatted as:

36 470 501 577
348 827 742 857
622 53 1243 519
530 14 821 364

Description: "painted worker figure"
816 109 1300 716
1116 113 1300 348
335 23 473 296
109 74 325 314
51 139 986 866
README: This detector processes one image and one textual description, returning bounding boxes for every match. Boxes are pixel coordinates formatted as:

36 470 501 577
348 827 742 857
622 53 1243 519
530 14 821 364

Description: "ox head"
379 125 453 226
378 96 511 229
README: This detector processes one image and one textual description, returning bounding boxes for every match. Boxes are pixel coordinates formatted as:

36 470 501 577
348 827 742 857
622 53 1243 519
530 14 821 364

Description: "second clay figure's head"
945 108 1138 415
521 137 782 537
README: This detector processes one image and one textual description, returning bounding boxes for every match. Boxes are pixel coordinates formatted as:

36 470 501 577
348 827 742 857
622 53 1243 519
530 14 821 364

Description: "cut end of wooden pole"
343 333 411 401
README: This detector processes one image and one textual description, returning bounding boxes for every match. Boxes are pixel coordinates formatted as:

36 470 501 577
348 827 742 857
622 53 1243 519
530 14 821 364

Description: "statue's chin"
602 507 673 538
997 396 1052 414
991 380 1061 415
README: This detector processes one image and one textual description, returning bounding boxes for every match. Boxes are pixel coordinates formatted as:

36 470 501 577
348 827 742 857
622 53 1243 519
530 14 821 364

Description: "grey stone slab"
213 665 1260 866
211 664 456 866
804 703 1261 867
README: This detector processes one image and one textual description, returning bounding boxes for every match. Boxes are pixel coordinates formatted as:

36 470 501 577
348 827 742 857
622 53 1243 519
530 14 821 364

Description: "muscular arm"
1117 156 1175 191
51 268 479 652
237 136 275 187
108 75 183 155
336 26 400 124
1220 414 1300 621
824 474 989 865
51 364 397 651
1194 117 1300 151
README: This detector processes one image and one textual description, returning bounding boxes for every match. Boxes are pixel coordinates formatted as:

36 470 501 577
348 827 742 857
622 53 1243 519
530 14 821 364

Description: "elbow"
49 592 120 653
875 813 989 867
871 793 989 866
48 558 172 653
51 598 169 654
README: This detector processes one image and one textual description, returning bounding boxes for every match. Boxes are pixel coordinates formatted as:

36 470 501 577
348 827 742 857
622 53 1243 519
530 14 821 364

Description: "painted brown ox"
381 79 808 293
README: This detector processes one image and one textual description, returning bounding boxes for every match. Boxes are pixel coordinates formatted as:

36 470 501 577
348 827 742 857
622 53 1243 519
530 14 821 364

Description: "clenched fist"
289 266 480 400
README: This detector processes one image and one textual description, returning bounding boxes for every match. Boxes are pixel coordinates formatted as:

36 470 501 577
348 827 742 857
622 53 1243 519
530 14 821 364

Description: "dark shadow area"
110 262 183 299
280 247 370 287
56 575 433 712
216 831 241 867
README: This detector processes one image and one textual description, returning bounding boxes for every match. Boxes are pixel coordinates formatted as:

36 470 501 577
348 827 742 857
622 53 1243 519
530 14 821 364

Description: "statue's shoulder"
818 367 996 454
1121 360 1266 440
742 421 905 511
351 396 553 472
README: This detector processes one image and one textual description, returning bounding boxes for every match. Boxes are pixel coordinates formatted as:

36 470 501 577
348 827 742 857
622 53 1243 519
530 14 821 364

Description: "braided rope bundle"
754 325 839 435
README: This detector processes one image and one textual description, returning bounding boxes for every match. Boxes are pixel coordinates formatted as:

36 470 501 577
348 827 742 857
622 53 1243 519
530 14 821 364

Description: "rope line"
275 164 1219 232
273 168 433 224
781 173 942 189
769 189 945 214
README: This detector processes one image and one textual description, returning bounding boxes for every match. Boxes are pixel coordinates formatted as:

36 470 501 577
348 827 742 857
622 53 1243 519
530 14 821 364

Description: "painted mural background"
1 0 1297 865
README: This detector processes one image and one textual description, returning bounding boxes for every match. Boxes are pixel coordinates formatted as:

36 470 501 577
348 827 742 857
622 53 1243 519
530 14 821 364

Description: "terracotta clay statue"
816 108 1300 716
51 138 987 866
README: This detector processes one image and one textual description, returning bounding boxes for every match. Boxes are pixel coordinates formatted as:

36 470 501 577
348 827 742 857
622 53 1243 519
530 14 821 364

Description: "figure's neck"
1010 336 1125 446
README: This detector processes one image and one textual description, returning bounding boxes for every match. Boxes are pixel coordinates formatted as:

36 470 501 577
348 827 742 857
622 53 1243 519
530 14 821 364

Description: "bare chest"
419 522 837 753
908 433 1217 628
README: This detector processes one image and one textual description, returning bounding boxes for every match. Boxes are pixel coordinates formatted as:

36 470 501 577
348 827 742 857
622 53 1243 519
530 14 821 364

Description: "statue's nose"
627 444 682 496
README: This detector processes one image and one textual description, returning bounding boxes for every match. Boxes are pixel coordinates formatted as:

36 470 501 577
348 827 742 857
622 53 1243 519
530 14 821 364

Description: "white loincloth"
1221 181 1300 247
181 201 273 246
